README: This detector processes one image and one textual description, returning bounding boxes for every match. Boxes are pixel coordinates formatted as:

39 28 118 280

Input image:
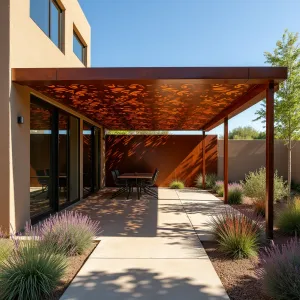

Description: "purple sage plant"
30 211 100 256
257 237 300 300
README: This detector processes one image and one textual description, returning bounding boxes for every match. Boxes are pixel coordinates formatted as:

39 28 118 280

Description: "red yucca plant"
258 238 300 300
210 208 262 259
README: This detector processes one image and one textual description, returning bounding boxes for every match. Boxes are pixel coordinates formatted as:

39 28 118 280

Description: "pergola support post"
266 81 275 240
202 131 206 189
224 117 228 204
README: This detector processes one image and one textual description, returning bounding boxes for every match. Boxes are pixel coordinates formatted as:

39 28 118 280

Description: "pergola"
12 66 287 239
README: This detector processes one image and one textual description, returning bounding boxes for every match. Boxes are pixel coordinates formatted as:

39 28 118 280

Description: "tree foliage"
255 30 300 142
255 30 300 195
228 126 265 140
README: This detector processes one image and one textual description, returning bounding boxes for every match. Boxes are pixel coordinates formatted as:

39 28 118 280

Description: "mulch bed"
50 241 99 300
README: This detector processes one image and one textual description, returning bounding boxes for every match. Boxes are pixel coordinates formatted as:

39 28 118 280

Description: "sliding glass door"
83 122 101 197
30 95 80 220
30 100 54 217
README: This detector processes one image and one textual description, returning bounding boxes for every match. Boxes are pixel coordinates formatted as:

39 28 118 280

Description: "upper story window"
30 0 63 50
73 31 87 65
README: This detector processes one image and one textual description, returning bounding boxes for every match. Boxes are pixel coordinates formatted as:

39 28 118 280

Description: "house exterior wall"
218 140 299 183
0 0 103 233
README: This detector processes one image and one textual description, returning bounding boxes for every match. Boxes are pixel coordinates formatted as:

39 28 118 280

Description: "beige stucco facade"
218 140 300 183
0 0 105 233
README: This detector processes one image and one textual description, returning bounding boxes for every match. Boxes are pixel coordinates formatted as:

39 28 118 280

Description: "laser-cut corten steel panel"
26 81 252 130
105 135 218 187
13 67 287 131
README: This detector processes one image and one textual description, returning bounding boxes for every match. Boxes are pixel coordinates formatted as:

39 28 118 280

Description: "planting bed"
203 241 265 300
50 241 98 300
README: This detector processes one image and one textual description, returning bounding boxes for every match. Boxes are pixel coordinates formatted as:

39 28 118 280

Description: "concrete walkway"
61 188 229 300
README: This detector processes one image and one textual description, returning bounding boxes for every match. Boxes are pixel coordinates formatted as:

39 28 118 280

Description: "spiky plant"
195 173 218 189
277 198 300 235
258 238 300 300
228 183 243 205
253 199 266 217
0 230 12 265
32 211 100 256
210 208 262 259
169 180 185 189
0 238 66 300
212 180 223 193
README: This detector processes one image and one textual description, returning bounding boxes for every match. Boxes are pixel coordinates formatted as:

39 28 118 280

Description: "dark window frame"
30 95 81 223
30 0 63 50
73 30 87 65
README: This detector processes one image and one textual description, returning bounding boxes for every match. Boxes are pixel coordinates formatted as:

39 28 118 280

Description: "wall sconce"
17 116 24 124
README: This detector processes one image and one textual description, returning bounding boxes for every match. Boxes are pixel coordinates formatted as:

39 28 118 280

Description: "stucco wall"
0 0 10 234
10 0 91 68
218 140 299 183
2 0 99 232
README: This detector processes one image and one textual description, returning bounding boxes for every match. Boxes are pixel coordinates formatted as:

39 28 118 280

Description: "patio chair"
140 169 159 197
111 170 130 199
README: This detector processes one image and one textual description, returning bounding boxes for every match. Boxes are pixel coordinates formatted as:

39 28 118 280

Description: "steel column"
202 131 206 189
266 81 275 240
224 117 228 204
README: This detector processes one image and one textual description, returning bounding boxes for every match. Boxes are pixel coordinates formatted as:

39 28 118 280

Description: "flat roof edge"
12 66 287 83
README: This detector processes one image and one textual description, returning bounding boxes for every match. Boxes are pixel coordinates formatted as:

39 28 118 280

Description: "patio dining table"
118 173 153 199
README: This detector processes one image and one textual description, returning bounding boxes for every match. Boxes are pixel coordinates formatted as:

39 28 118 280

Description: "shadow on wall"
105 135 218 187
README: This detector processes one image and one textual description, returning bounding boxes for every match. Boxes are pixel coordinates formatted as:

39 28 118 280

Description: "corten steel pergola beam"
202 131 206 189
266 81 275 240
224 117 229 204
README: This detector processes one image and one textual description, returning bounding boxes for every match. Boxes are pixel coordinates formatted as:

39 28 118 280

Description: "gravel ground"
202 241 267 300
50 242 99 300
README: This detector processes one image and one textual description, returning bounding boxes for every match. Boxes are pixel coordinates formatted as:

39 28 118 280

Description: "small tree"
255 30 300 196
228 126 263 140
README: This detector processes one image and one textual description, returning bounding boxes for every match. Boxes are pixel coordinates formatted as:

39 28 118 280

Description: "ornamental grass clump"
170 180 185 189
212 180 224 197
195 173 218 189
0 230 12 265
0 237 66 300
277 198 300 235
253 199 266 217
36 211 100 256
258 238 300 300
210 208 262 259
228 183 243 205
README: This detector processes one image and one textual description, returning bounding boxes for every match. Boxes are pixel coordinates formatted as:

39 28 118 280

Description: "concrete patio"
62 188 229 300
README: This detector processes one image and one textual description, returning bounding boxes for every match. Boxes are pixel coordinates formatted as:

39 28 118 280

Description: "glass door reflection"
30 101 53 217
58 113 69 207
83 122 93 197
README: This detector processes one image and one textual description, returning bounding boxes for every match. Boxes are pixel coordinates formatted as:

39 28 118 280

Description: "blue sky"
78 0 300 136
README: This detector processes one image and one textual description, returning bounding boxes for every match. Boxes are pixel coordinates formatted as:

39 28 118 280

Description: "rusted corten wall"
105 135 218 187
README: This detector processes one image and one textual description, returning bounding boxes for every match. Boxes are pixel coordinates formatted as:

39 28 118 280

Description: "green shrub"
277 198 300 235
258 238 300 300
228 183 243 204
0 239 66 300
210 208 262 259
195 173 218 189
241 167 288 202
36 211 100 256
170 180 185 189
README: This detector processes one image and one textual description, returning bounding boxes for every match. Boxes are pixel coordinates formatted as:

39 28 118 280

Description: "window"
30 0 63 49
30 95 80 221
73 31 86 65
